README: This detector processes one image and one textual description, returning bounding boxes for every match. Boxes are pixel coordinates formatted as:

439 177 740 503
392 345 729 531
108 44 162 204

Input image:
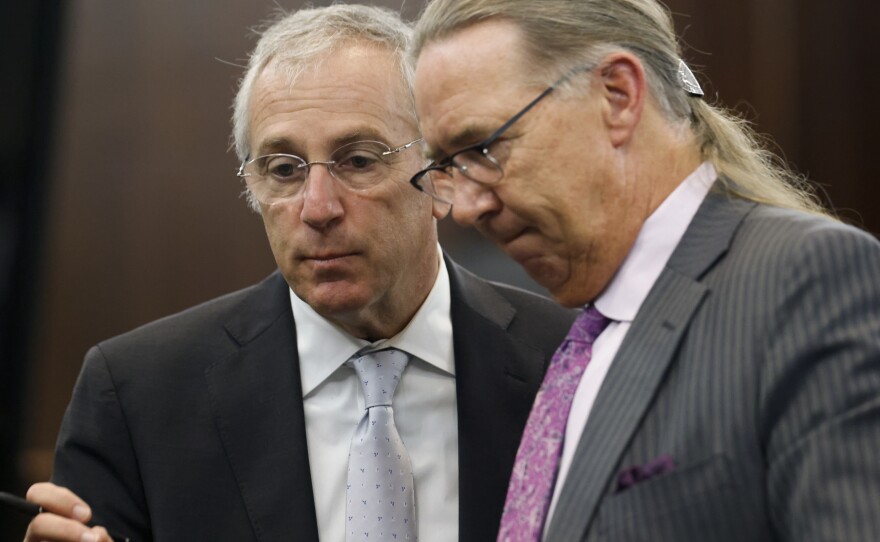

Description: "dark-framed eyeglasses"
409 65 594 204
237 138 423 205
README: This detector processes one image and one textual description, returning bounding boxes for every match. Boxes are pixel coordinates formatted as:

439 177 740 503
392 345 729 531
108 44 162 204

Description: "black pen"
0 491 130 542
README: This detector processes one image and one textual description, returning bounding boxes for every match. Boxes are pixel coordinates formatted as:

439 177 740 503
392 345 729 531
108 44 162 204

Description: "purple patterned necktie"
497 306 610 542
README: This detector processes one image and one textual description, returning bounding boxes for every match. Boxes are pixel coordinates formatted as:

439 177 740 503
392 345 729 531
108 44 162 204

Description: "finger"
26 482 92 523
24 511 109 542
87 525 114 542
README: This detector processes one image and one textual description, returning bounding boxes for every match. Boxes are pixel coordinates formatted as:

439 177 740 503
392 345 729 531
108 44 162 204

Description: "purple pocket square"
616 454 676 492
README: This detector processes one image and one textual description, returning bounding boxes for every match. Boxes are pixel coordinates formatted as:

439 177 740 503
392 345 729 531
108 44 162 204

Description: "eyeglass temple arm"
482 85 557 147
236 155 250 177
383 137 424 156
480 64 593 149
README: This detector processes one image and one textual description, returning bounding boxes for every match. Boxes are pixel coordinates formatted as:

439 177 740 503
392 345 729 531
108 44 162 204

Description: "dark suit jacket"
544 193 880 541
52 257 575 541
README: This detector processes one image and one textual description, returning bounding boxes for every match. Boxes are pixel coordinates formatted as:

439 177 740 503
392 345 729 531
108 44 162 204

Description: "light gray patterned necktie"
346 348 417 541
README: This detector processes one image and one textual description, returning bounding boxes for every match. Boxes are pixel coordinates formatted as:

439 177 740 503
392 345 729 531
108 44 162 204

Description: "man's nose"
300 164 344 229
450 177 502 227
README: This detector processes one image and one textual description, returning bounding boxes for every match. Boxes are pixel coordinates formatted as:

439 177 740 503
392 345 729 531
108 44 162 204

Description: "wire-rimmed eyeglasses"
409 65 594 204
237 138 422 205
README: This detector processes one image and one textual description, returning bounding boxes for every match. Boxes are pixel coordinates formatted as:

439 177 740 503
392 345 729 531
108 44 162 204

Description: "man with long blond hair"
409 0 880 540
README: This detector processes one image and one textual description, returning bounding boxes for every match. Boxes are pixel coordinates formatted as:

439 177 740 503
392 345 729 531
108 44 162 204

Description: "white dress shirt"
292 250 459 542
544 162 717 529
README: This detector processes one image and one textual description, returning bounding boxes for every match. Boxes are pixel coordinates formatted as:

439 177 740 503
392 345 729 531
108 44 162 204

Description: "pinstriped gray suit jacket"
544 191 880 541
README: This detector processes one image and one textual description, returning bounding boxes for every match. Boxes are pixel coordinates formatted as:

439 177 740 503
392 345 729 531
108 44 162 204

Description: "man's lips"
308 255 351 262
300 251 359 262
298 253 361 276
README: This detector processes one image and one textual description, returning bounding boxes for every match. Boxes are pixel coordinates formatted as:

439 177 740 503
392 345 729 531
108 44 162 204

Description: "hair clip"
677 59 704 97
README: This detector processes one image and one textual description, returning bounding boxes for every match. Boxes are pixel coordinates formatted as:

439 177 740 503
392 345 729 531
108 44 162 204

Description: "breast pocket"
594 454 764 542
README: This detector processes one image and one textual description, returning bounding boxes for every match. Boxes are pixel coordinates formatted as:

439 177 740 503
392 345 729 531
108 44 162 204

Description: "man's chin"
520 257 603 308
543 272 599 309
519 259 577 302
297 281 373 318
555 276 615 308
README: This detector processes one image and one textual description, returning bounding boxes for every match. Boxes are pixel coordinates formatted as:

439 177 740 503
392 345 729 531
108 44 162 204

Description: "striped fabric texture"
543 194 880 541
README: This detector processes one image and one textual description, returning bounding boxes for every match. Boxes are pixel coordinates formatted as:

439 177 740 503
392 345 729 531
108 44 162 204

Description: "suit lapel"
545 192 756 541
205 272 319 541
446 259 548 542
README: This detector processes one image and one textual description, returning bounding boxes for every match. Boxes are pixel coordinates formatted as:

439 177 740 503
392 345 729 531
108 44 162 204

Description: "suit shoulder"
743 205 878 248
487 280 568 315
487 280 577 345
102 283 255 345
446 257 575 346
93 273 287 373
732 205 880 274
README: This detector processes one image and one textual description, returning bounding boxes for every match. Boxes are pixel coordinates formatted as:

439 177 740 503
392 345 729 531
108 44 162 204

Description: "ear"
597 52 646 148
431 198 451 220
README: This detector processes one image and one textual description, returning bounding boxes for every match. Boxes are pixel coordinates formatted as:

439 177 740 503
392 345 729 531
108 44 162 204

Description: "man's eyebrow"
329 128 390 148
256 137 299 157
255 128 396 158
424 125 488 162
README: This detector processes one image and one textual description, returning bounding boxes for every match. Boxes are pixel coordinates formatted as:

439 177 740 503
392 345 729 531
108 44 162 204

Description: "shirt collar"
292 246 453 397
594 162 716 322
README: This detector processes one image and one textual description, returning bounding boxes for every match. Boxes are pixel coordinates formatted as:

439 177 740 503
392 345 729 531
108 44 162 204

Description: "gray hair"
232 4 417 210
412 0 826 215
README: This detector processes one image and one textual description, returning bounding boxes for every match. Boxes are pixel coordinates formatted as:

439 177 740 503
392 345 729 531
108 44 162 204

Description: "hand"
23 482 113 542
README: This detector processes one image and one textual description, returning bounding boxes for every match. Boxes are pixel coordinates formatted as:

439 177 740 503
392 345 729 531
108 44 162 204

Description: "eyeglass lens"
243 141 403 204
417 147 502 203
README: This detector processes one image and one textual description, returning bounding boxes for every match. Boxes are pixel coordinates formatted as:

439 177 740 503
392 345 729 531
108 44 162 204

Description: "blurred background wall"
2 0 878 535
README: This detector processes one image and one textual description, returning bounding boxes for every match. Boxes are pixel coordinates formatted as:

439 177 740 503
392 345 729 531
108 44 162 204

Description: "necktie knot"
348 348 409 409
567 306 610 345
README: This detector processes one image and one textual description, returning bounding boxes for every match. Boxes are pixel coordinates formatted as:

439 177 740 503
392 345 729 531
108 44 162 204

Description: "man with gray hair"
409 0 880 540
22 4 574 541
